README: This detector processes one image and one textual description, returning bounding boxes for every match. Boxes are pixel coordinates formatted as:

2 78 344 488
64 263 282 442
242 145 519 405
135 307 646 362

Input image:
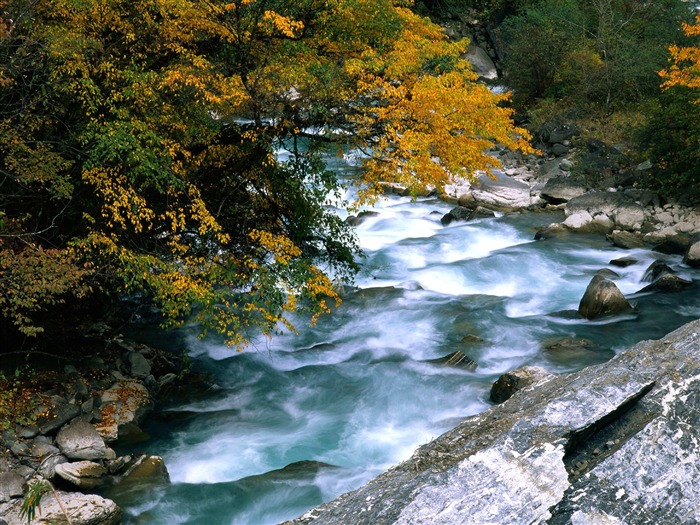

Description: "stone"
465 46 497 80
0 472 24 503
563 211 593 230
610 257 638 268
37 402 81 435
551 143 569 157
684 241 700 267
641 260 674 283
490 366 556 404
283 321 700 525
469 170 536 210
55 461 109 489
425 352 477 371
37 454 69 479
578 275 632 320
104 456 170 506
56 418 107 460
126 352 151 378
613 204 645 230
345 211 380 227
0 490 120 525
540 177 588 204
440 206 494 226
638 273 693 293
96 381 152 443
606 230 644 249
548 123 580 144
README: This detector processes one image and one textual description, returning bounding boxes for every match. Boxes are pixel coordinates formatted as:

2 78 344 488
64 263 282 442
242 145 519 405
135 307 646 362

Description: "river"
114 153 700 525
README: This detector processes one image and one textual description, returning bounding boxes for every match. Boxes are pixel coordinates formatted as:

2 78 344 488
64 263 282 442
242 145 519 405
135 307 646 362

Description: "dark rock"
653 234 692 255
578 275 632 320
535 223 569 240
126 352 151 378
56 419 107 460
549 124 580 144
104 455 170 505
610 257 638 268
594 269 620 280
37 402 81 435
551 143 569 157
638 273 693 293
345 211 380 227
440 206 494 226
566 191 636 218
540 177 588 204
641 260 674 283
606 230 644 249
490 366 556 404
283 321 700 525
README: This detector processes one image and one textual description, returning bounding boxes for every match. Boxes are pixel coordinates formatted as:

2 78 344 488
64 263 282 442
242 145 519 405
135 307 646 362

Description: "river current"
115 154 700 524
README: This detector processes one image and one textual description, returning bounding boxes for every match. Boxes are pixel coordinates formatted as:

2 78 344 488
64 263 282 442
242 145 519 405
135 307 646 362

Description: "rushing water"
113 156 700 524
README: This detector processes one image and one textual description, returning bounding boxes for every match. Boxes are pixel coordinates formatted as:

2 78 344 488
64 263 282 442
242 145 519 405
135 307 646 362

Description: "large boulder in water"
578 275 632 319
283 320 700 525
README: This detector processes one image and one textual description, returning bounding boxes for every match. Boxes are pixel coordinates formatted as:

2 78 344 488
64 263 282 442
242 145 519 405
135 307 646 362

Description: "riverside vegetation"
2 0 700 523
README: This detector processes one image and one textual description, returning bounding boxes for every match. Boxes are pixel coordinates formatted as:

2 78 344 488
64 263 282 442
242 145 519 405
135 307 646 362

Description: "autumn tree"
0 0 530 347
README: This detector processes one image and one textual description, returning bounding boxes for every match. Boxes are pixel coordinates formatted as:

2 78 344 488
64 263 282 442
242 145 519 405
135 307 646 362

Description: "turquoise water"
115 190 700 524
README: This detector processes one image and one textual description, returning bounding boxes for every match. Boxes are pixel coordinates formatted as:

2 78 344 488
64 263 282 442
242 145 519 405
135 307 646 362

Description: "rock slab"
285 320 700 525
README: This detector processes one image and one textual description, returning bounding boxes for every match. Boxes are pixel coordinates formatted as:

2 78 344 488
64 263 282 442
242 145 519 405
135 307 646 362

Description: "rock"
37 402 81 435
37 454 68 479
440 206 494 226
425 352 477 371
284 321 700 525
684 241 700 267
465 46 497 80
345 211 380 226
534 223 569 240
126 352 151 378
653 234 692 255
610 257 638 268
56 419 107 461
490 366 556 404
104 456 170 506
96 381 152 443
469 171 536 210
641 260 673 282
55 461 109 489
578 275 632 320
613 204 645 230
0 472 24 503
548 123 580 144
638 273 693 293
540 177 588 204
0 490 120 525
563 210 593 230
550 143 569 156
566 191 636 219
594 268 620 280
606 230 644 249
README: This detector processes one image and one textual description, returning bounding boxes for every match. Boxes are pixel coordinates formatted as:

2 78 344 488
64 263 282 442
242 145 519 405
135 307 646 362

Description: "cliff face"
285 320 700 525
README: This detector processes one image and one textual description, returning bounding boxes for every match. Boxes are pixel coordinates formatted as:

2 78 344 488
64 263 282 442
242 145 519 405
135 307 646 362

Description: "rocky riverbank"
0 328 182 524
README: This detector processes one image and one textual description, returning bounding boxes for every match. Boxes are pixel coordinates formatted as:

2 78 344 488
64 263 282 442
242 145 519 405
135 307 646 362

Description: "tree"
0 0 531 347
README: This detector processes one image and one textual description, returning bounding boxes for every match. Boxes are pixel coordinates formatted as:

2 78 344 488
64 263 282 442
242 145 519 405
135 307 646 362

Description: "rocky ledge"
285 319 700 525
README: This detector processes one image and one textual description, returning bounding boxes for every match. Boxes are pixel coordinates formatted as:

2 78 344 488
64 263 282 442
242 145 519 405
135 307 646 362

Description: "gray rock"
0 490 120 525
97 382 152 443
578 275 632 320
551 143 569 156
490 366 556 404
684 241 700 267
607 230 644 249
126 352 151 378
610 257 638 267
284 320 700 525
440 206 494 226
104 455 170 507
469 171 536 210
566 191 636 218
540 177 588 204
0 472 24 503
548 124 580 144
465 46 497 80
641 260 674 283
55 461 109 489
613 203 645 230
56 419 107 461
638 273 693 293
37 453 68 479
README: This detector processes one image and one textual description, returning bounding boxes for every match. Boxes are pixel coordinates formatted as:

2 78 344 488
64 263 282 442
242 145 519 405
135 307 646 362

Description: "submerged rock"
425 351 477 371
285 320 700 525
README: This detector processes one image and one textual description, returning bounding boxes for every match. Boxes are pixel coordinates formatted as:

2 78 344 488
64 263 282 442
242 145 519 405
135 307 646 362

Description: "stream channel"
115 151 700 524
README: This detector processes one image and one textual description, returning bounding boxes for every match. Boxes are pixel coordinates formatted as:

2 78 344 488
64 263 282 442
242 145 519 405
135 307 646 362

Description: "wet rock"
104 456 170 507
55 461 109 489
607 230 644 249
578 275 632 320
641 260 674 282
610 257 638 268
0 472 24 502
638 273 693 293
284 320 700 525
594 269 620 280
652 233 692 255
0 490 120 525
425 352 477 371
440 206 494 225
490 366 556 404
56 419 107 461
345 211 380 227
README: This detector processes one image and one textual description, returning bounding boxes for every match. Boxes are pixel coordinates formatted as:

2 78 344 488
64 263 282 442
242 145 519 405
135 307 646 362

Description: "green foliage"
20 480 49 524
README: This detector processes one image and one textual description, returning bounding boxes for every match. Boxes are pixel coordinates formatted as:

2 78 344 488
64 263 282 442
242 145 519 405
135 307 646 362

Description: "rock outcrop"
285 320 700 525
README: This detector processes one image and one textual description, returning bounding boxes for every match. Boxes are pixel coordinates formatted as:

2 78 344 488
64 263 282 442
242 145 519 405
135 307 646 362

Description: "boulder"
104 456 170 508
425 352 477 371
613 204 645 230
550 143 569 157
55 461 109 489
566 191 636 218
284 320 700 525
0 490 120 525
96 381 152 443
684 241 700 267
440 206 494 226
638 273 693 293
465 46 497 80
641 260 673 282
606 230 644 249
0 472 24 503
468 171 536 210
345 211 380 227
126 352 151 378
56 419 107 461
540 177 588 204
548 123 580 144
490 366 556 404
610 257 638 268
578 275 632 320
37 402 81 435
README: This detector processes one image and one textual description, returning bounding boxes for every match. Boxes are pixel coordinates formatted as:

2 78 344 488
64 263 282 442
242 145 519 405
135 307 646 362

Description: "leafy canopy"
0 0 530 347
